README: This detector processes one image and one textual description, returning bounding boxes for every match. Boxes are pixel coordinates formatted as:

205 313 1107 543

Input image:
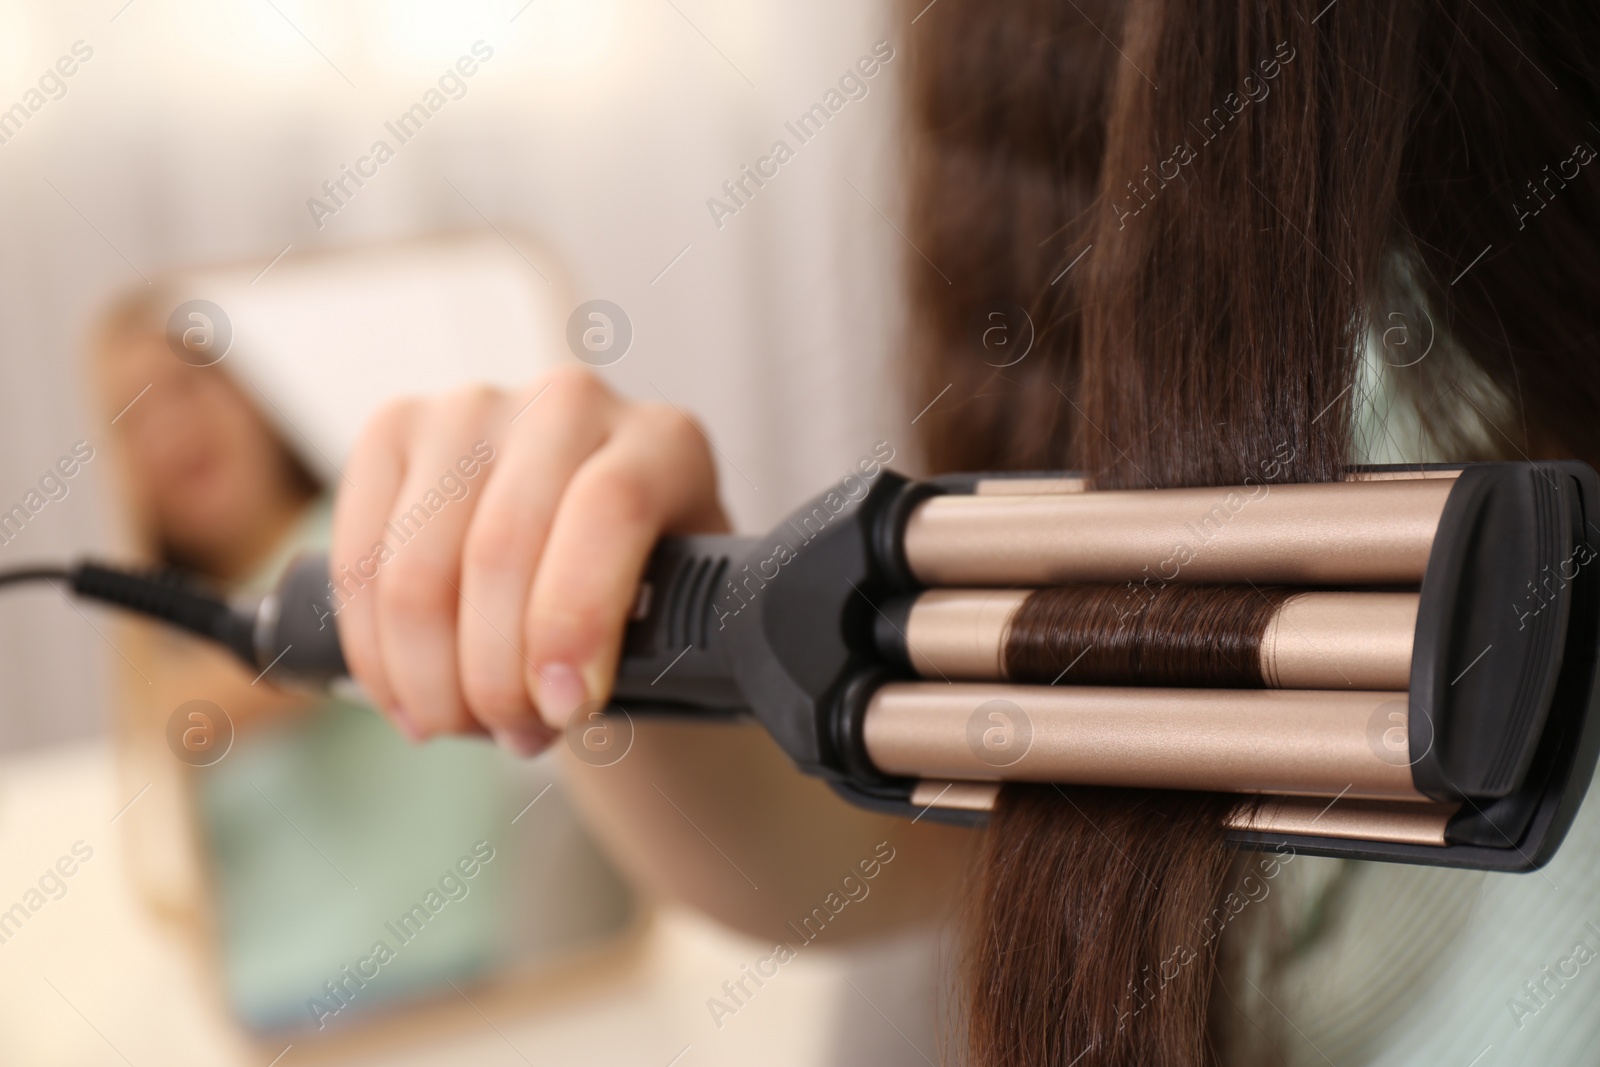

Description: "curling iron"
31 462 1600 872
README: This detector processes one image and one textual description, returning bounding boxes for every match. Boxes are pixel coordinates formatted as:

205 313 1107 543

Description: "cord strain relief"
69 562 256 664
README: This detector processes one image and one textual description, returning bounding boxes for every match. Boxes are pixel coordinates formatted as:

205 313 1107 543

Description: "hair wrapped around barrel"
858 464 1600 860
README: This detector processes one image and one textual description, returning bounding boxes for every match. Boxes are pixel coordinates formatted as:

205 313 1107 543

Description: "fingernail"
535 662 587 729
390 705 424 743
492 725 548 759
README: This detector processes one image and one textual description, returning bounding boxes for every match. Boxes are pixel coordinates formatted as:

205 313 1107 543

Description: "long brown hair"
903 0 1600 1063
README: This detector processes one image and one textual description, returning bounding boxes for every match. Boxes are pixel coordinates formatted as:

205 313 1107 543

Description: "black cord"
0 565 72 589
0 560 257 667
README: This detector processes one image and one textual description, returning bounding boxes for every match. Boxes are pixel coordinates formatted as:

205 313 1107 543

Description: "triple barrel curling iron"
41 462 1600 872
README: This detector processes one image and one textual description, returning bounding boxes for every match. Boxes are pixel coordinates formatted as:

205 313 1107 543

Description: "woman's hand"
330 367 728 756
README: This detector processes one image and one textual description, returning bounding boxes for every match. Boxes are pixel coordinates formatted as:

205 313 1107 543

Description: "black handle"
610 534 756 713
259 540 757 705
259 471 928 776
258 554 351 684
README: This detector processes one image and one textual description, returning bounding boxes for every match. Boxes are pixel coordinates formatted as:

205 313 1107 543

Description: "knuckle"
580 462 658 527
539 365 610 411
443 382 501 416
463 504 531 576
344 398 416 482
640 403 703 452
363 395 420 445
376 556 456 622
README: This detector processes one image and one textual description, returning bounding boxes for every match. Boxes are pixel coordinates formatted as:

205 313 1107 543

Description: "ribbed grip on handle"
611 535 757 714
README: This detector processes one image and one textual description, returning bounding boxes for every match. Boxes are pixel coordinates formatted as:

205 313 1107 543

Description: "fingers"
332 368 728 756
456 371 617 752
330 397 415 736
371 386 500 736
524 403 726 731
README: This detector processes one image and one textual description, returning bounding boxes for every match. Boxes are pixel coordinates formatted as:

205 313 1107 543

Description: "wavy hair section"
904 1 1600 1065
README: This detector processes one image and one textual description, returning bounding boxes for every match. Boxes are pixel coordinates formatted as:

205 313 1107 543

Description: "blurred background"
0 1 940 1063
0 0 911 752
